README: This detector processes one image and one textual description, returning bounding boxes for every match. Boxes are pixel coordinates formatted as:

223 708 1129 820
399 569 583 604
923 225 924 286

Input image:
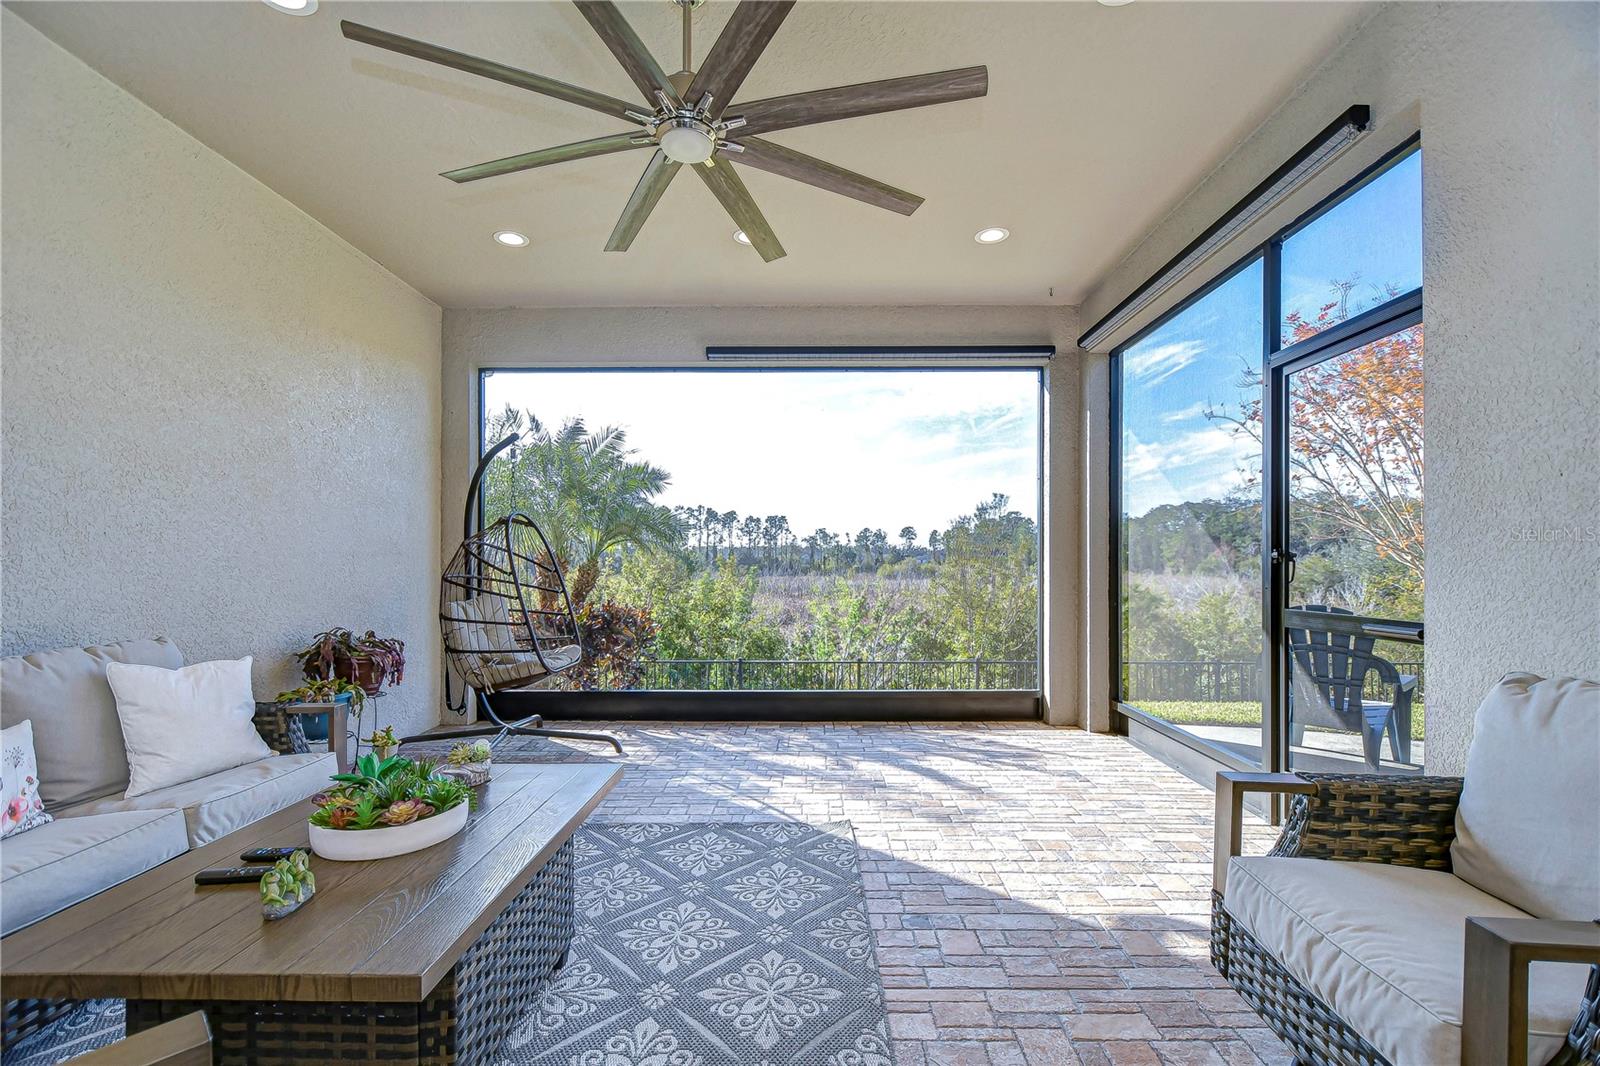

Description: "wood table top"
0 763 621 1004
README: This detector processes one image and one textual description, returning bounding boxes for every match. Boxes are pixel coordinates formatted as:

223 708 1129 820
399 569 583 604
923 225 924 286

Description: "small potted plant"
442 740 492 786
260 850 316 920
275 677 366 744
365 725 399 761
307 754 476 861
294 628 406 696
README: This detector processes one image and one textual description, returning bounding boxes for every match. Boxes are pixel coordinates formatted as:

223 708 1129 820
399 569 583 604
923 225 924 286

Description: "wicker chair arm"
1274 773 1463 870
1463 917 1600 1066
1213 772 1318 895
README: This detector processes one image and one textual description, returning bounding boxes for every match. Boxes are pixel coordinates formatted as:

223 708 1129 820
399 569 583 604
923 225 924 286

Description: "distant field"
1134 699 1426 740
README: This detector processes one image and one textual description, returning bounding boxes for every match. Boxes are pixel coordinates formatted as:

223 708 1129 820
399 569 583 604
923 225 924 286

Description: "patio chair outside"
1286 604 1417 769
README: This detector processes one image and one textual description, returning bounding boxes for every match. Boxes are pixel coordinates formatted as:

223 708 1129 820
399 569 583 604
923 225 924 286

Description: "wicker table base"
124 839 575 1066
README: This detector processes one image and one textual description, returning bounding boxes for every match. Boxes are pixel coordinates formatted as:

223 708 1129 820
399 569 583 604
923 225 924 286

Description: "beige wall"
1079 2 1600 772
440 305 1090 726
1 11 446 741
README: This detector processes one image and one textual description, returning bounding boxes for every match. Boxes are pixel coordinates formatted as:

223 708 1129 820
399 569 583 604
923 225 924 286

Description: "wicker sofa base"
124 837 574 1065
1211 891 1390 1066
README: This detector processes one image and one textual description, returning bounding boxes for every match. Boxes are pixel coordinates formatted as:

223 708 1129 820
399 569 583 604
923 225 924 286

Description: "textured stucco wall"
1 12 446 741
440 305 1089 727
1079 3 1600 772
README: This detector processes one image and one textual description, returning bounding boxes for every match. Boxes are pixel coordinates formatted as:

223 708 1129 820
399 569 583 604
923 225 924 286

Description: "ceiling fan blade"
441 133 646 184
733 138 923 216
731 65 988 137
607 151 682 251
685 0 796 115
340 21 637 121
694 160 785 262
572 1 678 104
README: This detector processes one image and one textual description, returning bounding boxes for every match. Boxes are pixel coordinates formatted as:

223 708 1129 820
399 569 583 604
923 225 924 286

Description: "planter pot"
440 761 490 787
308 801 469 862
287 692 354 743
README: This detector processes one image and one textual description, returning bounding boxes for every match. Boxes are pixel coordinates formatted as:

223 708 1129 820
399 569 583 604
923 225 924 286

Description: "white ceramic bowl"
308 799 469 861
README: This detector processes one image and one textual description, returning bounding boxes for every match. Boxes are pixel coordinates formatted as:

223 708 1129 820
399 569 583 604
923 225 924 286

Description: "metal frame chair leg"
401 691 623 754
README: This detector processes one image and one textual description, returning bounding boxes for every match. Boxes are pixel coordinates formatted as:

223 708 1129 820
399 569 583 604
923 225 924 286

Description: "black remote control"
195 866 273 886
241 847 301 863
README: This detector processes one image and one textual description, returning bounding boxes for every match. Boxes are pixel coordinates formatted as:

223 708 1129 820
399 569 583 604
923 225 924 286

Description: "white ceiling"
11 0 1371 309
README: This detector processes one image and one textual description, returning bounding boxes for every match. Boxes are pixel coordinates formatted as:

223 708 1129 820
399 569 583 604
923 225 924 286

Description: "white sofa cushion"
106 656 274 798
63 752 334 847
1451 672 1600 920
1225 856 1588 1066
0 637 184 809
0 808 188 935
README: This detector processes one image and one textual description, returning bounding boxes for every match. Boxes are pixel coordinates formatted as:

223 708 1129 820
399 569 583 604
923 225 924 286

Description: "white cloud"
1122 422 1258 517
1123 339 1205 386
483 370 1041 536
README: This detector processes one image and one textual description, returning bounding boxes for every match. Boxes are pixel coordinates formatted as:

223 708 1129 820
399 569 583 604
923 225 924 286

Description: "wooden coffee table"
1 763 621 1065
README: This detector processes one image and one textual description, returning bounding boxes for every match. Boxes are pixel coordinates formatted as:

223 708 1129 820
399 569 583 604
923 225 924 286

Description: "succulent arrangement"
446 740 492 767
275 677 369 715
260 850 316 920
309 753 474 832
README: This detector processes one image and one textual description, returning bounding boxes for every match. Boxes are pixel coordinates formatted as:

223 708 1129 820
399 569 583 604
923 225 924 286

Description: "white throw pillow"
1450 672 1600 920
1 720 53 838
106 657 274 798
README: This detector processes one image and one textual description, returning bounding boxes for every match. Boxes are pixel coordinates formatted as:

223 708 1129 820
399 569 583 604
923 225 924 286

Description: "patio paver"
465 720 1291 1066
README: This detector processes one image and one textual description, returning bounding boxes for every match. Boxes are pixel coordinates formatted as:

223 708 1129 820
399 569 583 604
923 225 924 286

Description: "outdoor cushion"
1225 855 1589 1066
106 656 273 798
1450 672 1600 920
63 752 334 847
444 595 579 690
0 808 188 935
0 637 184 810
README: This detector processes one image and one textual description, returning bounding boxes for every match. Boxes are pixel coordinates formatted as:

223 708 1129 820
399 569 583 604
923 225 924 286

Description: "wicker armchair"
1212 771 1600 1066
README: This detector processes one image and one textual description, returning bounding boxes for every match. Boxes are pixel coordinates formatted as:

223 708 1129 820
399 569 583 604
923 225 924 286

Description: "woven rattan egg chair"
404 434 622 753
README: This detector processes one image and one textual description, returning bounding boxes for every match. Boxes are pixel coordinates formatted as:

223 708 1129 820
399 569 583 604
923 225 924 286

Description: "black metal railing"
1123 658 1425 703
637 658 1038 691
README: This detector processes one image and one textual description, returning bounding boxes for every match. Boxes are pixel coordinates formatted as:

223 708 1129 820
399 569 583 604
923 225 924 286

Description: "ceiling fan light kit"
340 0 988 262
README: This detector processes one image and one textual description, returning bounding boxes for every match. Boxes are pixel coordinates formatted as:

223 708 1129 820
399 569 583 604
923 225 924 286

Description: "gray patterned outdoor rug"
1 821 890 1066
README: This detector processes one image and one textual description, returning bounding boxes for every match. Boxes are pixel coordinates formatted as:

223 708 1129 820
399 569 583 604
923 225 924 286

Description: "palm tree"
483 407 680 606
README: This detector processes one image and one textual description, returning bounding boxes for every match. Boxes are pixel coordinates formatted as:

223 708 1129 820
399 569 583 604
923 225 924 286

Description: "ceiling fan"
340 0 988 262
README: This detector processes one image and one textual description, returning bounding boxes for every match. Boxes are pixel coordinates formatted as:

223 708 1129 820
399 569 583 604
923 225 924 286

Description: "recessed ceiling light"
1098 0 1135 6
262 0 317 15
974 227 1010 244
732 230 752 246
493 230 530 248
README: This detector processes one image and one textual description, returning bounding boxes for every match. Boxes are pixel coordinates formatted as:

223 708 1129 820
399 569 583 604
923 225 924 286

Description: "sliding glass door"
1278 321 1424 773
1115 138 1423 778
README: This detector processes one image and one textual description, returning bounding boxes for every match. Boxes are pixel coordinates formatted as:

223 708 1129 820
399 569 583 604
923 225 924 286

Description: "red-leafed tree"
1216 281 1424 583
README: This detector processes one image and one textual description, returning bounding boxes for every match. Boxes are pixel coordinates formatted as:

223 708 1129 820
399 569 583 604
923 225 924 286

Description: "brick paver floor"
431 720 1289 1066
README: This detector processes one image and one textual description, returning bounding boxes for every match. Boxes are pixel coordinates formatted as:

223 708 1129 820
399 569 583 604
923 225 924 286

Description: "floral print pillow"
2 720 53 839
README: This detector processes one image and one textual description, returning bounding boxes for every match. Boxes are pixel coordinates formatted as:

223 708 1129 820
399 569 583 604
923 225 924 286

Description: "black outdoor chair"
1285 604 1417 769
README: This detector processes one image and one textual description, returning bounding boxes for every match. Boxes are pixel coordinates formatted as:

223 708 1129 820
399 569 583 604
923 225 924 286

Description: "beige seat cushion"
1451 672 1600 920
64 753 334 847
1 809 188 935
1225 856 1588 1066
1 637 184 810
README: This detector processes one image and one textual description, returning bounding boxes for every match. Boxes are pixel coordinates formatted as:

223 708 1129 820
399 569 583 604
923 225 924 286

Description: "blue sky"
1121 150 1421 518
483 369 1041 539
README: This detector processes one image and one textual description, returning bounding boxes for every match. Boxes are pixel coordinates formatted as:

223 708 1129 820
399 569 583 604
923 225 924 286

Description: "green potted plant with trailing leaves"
307 753 475 861
294 628 406 696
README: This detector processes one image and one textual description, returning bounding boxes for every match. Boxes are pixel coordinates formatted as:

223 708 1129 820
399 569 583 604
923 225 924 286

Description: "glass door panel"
1118 261 1267 765
1283 323 1424 772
